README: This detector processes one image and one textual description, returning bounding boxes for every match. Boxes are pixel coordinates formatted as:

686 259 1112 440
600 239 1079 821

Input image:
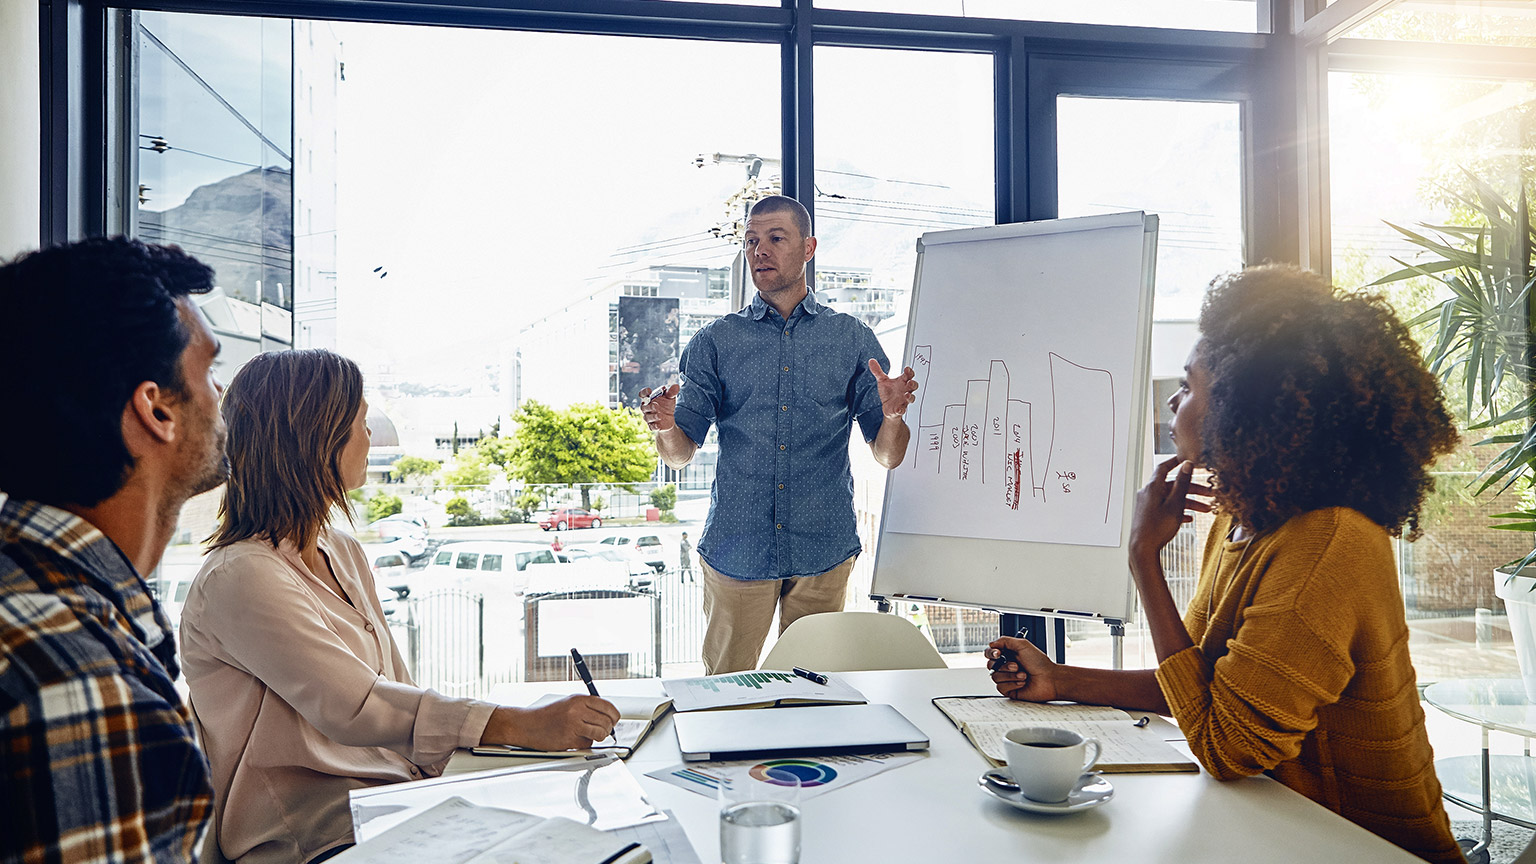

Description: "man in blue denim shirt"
642 196 917 673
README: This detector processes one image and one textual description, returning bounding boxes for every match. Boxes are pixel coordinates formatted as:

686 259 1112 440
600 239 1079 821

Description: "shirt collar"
749 289 823 320
0 496 172 653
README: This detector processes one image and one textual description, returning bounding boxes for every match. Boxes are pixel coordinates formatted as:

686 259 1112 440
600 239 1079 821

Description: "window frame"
45 0 1284 263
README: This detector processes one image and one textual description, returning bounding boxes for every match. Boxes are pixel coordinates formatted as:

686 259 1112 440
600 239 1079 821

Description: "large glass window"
106 5 1278 688
1056 97 1244 321
1328 64 1536 684
135 11 296 370
1055 94 1244 667
814 44 995 621
813 0 1265 33
1346 2 1536 48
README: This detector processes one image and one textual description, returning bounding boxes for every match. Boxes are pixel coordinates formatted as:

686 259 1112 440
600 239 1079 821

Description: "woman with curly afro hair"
988 265 1463 863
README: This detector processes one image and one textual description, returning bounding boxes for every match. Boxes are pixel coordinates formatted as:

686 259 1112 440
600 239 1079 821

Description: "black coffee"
1023 742 1070 748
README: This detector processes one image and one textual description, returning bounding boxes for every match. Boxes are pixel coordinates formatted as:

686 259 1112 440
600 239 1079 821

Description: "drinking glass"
717 773 801 864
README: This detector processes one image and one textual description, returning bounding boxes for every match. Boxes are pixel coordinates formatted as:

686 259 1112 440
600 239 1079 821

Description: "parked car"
361 542 414 597
599 533 666 572
563 546 654 591
156 563 200 632
366 516 429 560
523 558 636 596
396 540 560 597
538 506 602 531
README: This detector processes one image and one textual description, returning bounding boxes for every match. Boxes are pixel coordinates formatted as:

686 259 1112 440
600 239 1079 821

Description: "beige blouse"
180 528 496 864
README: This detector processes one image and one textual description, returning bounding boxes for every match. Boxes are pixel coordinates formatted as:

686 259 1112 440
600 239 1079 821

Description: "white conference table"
443 667 1420 863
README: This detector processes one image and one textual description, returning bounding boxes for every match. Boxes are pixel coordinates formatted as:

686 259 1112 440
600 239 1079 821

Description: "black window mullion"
999 36 1026 224
783 0 813 234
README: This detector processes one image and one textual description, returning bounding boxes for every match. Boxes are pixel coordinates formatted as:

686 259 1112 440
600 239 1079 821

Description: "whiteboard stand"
870 212 1158 657
1106 619 1125 671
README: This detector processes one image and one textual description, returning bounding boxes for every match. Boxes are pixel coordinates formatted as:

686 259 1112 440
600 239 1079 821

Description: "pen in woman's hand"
990 626 1030 670
570 649 615 744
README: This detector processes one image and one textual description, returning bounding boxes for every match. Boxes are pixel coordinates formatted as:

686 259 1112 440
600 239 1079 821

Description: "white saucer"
977 770 1114 814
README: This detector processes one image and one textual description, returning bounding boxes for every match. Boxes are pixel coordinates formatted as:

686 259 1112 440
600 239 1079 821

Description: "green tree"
442 446 494 488
444 495 479 527
513 490 545 519
507 400 655 508
392 455 441 485
366 493 403 522
476 435 517 471
649 484 677 512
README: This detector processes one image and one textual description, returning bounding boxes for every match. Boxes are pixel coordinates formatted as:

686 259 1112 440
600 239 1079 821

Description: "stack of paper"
335 798 651 864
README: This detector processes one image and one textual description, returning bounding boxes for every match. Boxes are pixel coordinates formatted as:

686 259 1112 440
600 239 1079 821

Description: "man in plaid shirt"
0 239 230 863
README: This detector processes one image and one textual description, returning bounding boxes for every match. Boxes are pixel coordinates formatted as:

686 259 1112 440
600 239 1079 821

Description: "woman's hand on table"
987 636 1060 703
484 695 620 751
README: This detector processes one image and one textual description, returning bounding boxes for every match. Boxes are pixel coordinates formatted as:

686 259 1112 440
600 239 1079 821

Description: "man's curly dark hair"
0 237 214 507
1196 264 1458 540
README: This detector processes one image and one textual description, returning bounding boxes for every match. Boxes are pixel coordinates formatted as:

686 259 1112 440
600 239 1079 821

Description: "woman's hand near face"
1129 456 1213 572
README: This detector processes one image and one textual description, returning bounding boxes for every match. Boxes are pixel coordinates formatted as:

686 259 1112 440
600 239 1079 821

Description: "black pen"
792 666 829 686
570 649 615 744
571 648 600 696
990 626 1030 670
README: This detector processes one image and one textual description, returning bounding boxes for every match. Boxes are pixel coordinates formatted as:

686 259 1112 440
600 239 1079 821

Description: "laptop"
674 703 930 761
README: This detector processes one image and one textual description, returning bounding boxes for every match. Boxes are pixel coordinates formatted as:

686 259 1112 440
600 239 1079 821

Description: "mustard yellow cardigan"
1157 508 1463 863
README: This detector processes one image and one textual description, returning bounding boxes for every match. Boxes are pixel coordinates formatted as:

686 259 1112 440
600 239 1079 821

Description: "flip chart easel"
869 212 1159 665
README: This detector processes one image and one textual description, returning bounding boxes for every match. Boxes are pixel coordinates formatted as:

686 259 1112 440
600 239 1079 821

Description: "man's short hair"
0 237 214 507
749 195 812 239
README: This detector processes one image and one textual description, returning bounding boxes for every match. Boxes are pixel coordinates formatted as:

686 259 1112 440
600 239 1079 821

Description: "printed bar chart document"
663 670 867 712
933 696 1197 774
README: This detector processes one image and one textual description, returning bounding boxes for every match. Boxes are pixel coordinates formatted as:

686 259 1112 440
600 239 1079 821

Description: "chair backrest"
760 611 947 673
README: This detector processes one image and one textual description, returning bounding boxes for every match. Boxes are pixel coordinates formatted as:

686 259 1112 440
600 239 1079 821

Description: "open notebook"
470 694 671 760
933 696 1197 774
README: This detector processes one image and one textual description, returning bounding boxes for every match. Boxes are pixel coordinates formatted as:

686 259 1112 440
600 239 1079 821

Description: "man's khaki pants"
699 555 856 675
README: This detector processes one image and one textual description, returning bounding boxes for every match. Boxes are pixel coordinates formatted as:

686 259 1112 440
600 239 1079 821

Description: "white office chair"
759 611 947 673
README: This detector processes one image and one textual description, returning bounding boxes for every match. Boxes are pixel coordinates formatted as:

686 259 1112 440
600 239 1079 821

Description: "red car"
539 507 602 531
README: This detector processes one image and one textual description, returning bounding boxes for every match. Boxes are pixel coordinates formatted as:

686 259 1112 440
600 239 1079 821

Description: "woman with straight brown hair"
180 349 617 864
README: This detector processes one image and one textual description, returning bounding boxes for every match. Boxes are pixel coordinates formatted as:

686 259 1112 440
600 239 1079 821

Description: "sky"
329 25 996 387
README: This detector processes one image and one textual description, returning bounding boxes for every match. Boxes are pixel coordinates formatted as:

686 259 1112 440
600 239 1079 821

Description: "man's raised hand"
868 358 918 420
640 383 679 432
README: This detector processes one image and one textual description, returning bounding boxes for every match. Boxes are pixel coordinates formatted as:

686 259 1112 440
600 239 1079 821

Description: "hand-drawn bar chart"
891 333 1122 547
910 347 1114 520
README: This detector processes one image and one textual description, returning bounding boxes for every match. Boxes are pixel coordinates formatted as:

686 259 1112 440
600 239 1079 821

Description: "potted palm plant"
1372 173 1536 697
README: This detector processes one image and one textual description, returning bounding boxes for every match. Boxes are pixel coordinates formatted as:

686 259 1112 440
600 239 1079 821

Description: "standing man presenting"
642 196 917 673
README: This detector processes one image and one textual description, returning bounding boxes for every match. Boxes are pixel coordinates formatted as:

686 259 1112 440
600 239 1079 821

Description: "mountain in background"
139 166 293 307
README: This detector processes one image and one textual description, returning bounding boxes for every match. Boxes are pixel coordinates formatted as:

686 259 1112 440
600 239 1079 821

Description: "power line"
139 142 262 170
823 193 992 218
139 23 292 163
815 168 952 190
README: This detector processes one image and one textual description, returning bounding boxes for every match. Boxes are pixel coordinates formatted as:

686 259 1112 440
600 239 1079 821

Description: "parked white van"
396 540 558 597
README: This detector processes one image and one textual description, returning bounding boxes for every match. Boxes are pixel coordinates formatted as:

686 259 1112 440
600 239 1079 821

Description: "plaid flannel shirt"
0 498 211 864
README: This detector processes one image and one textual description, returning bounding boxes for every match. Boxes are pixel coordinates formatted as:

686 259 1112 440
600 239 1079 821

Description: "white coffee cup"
1003 726 1102 803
